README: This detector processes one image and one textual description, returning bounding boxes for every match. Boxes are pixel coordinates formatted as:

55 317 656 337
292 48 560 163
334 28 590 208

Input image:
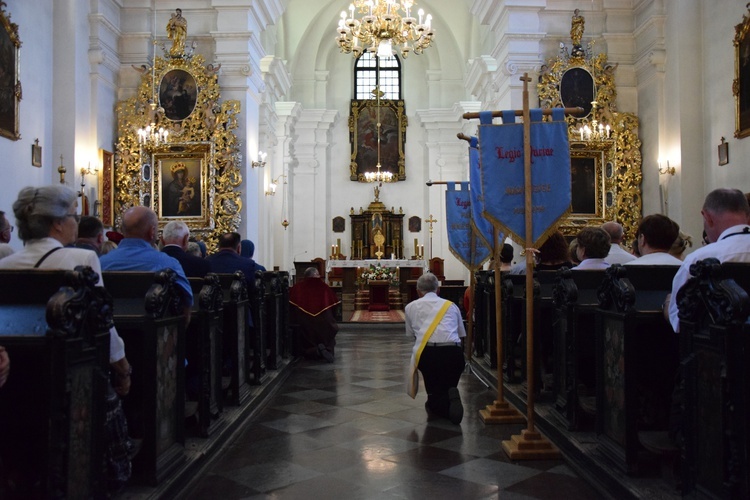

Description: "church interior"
1 0 750 498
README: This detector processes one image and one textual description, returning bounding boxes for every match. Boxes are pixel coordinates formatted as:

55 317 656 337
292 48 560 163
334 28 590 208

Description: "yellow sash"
407 301 452 398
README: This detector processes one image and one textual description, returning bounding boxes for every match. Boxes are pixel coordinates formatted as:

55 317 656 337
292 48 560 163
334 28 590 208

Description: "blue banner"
446 182 492 270
468 136 496 249
478 108 571 246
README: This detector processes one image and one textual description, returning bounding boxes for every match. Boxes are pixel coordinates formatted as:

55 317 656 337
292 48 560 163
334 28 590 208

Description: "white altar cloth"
325 259 427 272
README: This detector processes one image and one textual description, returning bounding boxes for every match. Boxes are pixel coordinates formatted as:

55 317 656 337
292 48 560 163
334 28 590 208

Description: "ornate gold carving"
114 12 242 251
537 10 642 243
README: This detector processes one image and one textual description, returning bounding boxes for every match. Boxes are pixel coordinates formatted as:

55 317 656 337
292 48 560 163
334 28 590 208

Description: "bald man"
602 221 636 265
101 206 193 319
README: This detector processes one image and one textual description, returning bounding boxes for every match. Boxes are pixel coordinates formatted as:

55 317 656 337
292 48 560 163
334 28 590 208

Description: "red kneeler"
368 280 390 311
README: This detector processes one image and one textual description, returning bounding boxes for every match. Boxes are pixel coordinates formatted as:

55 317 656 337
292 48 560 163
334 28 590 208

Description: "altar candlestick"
414 238 418 257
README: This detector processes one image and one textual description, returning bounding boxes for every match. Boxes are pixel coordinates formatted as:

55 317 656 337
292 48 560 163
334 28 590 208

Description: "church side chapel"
1 1 750 499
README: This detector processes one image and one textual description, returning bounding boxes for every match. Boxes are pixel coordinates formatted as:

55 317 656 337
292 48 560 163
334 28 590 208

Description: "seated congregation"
469 188 750 498
0 185 291 498
1 186 750 498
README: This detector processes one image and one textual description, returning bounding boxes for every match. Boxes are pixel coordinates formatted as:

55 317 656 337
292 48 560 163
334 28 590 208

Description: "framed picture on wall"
735 6 750 138
0 3 21 141
349 99 407 181
152 144 213 229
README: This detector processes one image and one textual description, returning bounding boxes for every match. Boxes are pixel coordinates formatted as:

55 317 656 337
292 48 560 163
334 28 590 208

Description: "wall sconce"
79 163 99 198
252 151 267 168
658 159 675 176
265 174 286 196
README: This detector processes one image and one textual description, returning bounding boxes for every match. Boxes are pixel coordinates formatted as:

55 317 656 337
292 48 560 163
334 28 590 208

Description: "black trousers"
418 345 464 418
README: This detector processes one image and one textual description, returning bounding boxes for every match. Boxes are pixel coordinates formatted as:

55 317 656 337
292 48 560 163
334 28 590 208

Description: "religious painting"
408 215 421 233
153 145 212 229
567 145 610 227
735 6 750 138
99 149 114 226
570 157 597 214
537 9 642 242
349 99 407 181
560 67 595 118
332 216 345 233
0 3 21 141
159 69 198 121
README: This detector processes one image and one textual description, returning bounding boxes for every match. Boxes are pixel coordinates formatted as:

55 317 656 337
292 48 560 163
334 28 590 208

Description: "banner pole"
501 74 560 460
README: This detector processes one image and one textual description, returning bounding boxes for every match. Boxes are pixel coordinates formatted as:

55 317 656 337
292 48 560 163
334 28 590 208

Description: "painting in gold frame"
0 2 21 141
153 145 212 229
537 9 642 242
735 5 750 138
99 149 114 226
349 99 407 181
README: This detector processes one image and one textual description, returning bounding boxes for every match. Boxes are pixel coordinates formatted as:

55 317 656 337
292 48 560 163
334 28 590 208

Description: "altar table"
327 259 428 297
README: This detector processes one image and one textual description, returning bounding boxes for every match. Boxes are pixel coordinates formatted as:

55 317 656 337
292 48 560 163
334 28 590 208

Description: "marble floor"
181 326 601 499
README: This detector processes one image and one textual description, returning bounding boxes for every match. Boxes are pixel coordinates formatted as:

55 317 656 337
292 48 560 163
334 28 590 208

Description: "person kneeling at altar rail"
406 273 466 425
289 267 340 363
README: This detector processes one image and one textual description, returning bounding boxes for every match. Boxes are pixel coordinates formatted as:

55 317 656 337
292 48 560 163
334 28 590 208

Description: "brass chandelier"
335 0 435 59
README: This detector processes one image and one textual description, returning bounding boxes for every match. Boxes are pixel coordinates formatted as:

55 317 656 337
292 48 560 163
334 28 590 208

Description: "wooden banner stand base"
479 400 525 424
502 429 561 460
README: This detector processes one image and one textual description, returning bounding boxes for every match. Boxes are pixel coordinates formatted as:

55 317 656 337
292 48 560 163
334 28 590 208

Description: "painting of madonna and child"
159 158 203 219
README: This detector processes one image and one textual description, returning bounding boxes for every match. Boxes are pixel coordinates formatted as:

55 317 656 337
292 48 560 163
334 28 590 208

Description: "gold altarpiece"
112 12 242 250
537 10 642 242
349 192 404 260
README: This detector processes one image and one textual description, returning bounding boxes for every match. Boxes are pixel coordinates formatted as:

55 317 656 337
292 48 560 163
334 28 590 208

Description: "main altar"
325 259 427 318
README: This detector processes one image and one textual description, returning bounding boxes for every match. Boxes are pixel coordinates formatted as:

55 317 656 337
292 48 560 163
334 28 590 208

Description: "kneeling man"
405 273 466 424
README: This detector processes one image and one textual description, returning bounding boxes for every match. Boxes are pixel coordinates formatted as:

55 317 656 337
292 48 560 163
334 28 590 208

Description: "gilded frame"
537 10 642 242
734 5 750 138
152 143 213 229
99 149 114 226
0 1 21 141
349 99 407 181
114 14 242 251
564 141 617 232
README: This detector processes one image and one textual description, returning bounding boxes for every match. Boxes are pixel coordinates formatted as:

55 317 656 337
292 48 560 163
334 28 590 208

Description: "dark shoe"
448 387 463 424
318 343 334 363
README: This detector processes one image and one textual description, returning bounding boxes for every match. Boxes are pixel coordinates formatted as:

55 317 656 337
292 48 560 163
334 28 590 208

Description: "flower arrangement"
360 264 395 283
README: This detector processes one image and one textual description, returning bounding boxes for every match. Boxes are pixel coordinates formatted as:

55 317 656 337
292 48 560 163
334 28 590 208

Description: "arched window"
354 52 401 100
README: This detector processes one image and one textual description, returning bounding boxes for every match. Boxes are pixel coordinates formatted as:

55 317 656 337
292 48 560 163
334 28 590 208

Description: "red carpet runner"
347 310 405 323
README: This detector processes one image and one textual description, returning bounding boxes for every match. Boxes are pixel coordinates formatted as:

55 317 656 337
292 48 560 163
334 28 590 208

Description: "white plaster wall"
0 1 56 253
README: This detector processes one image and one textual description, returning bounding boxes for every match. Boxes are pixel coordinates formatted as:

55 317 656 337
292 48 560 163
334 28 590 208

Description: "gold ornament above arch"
113 11 242 251
537 10 642 243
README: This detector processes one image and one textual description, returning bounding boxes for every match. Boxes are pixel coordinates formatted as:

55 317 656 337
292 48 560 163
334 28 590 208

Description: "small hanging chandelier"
137 39 169 147
335 0 435 59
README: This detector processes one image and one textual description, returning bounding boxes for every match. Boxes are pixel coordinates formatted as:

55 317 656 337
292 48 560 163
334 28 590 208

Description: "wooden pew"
263 271 282 369
676 259 750 498
102 269 187 486
551 268 606 430
595 264 678 474
215 271 251 405
248 270 267 384
501 273 525 382
278 271 292 359
186 273 224 437
0 267 110 499
472 270 490 360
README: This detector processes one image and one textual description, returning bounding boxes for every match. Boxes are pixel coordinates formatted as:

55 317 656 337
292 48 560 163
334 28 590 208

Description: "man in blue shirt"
101 206 193 322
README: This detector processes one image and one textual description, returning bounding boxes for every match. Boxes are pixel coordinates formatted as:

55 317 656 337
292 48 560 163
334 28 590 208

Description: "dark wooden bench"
551 268 606 430
676 259 750 498
595 264 678 474
248 270 267 384
215 271 251 405
187 273 225 437
471 270 490 360
102 269 187 485
0 267 110 499
501 273 525 382
263 271 283 369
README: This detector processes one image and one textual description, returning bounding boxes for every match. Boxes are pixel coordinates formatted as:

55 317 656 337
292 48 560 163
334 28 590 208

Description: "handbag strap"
34 246 62 268
414 301 453 367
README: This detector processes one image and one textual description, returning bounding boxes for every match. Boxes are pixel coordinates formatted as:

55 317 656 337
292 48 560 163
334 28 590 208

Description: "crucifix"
425 214 438 260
